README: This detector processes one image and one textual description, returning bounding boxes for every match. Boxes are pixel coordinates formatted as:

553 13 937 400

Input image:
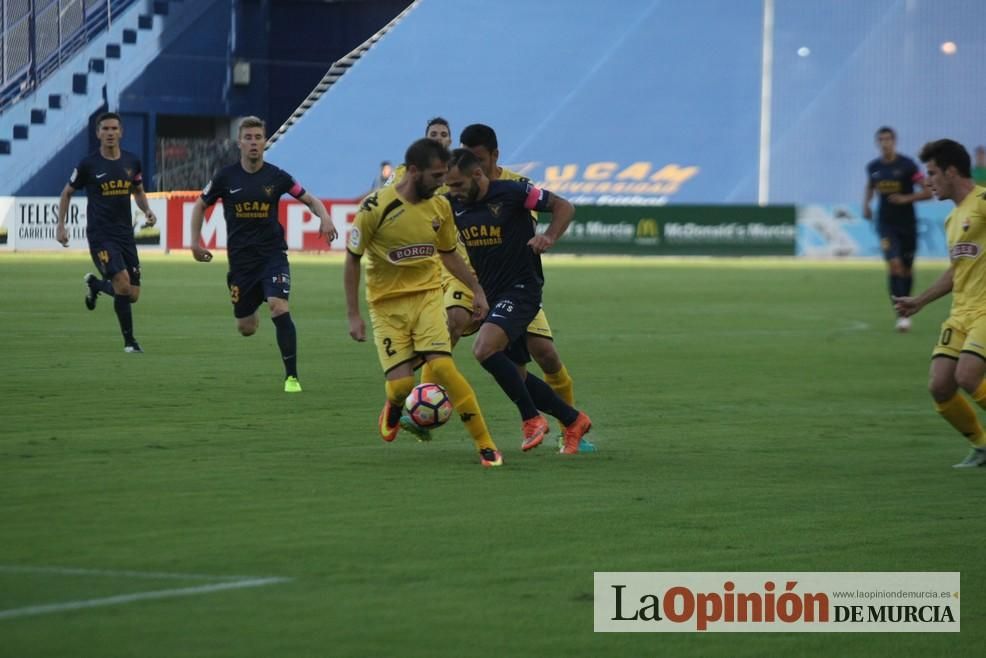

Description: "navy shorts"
877 220 916 265
484 288 542 365
88 237 141 286
227 251 291 319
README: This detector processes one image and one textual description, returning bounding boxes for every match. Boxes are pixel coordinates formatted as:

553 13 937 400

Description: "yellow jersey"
348 184 458 303
947 186 986 316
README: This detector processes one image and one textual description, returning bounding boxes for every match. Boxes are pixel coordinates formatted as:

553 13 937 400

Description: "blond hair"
238 116 266 135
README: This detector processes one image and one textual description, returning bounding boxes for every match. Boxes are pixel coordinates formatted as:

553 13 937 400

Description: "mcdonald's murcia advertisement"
539 205 796 255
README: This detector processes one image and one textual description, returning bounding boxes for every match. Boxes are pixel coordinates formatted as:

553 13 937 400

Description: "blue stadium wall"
18 0 411 195
268 0 985 206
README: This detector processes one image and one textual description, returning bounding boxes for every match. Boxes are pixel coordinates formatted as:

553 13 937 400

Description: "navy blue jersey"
201 162 304 270
867 155 923 224
449 180 553 300
68 150 143 242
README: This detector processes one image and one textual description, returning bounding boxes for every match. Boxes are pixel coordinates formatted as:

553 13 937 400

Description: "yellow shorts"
368 289 451 373
932 312 986 360
443 280 556 340
443 277 474 313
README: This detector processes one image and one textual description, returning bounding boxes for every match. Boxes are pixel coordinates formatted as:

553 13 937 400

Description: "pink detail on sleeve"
912 172 924 182
134 172 143 183
289 182 304 197
524 185 543 210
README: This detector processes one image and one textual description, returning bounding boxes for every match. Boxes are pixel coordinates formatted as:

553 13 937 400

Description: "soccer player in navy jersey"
459 123 594 452
189 116 338 393
444 148 592 455
863 126 933 332
56 112 157 353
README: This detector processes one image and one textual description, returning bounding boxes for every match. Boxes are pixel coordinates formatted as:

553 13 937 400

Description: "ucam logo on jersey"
594 572 959 633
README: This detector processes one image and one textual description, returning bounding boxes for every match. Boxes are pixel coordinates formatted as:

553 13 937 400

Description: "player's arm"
440 250 489 320
55 183 75 247
131 184 157 228
890 182 934 204
889 166 934 204
189 197 214 262
894 266 954 317
862 181 874 220
343 251 366 341
528 191 575 255
297 191 338 245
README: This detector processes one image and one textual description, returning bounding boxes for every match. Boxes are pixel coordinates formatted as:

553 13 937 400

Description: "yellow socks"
543 364 575 407
935 393 986 446
384 376 415 426
426 356 496 451
420 361 435 385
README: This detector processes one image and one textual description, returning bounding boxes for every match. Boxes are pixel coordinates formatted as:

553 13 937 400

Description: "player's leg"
84 243 115 310
98 242 141 351
881 226 910 331
526 308 595 450
508 338 592 455
929 321 986 467
230 271 263 337
368 298 417 441
423 354 501 466
473 295 554 451
263 255 299 391
951 318 986 467
409 290 500 464
445 282 479 348
421 284 475 383
900 224 916 297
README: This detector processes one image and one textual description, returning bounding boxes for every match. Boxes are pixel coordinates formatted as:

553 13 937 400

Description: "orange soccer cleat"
560 412 592 455
521 415 550 452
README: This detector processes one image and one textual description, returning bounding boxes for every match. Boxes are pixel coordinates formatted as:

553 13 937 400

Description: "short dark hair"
96 112 121 127
875 126 896 139
425 116 449 134
449 148 482 173
405 138 450 170
919 139 972 178
460 123 498 151
238 115 266 135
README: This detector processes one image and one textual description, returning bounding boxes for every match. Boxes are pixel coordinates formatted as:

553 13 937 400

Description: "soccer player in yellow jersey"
386 117 452 185
344 138 503 468
458 123 594 452
893 139 986 468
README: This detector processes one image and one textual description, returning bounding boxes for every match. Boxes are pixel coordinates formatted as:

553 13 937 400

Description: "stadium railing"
0 0 140 114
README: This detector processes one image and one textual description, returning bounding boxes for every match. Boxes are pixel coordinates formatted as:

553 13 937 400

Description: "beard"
415 178 436 199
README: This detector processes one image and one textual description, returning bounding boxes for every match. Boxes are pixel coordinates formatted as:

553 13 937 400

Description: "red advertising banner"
164 193 361 252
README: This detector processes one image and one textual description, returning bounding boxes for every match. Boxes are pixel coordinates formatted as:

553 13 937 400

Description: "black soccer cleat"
123 341 144 354
83 273 99 310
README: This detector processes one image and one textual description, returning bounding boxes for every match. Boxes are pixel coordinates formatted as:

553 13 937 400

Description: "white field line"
0 565 250 581
0 577 290 620
0 565 291 621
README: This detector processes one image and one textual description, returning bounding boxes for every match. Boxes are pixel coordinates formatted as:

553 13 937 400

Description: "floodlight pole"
758 0 774 206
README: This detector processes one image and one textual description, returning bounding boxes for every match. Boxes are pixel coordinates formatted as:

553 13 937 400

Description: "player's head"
919 139 971 201
238 116 267 164
459 124 499 178
425 117 451 148
405 137 450 199
95 112 122 148
446 148 487 203
975 145 986 167
875 126 896 157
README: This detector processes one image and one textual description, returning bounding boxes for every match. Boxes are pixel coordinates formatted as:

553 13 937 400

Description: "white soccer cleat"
895 317 912 333
952 447 986 469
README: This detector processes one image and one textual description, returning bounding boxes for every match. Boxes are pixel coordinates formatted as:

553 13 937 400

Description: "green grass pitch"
1 253 983 657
